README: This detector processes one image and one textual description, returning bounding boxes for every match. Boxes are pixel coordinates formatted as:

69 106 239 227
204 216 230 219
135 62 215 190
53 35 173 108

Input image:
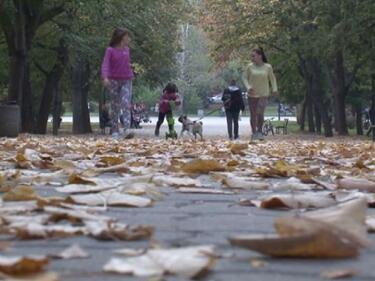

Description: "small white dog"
178 115 203 140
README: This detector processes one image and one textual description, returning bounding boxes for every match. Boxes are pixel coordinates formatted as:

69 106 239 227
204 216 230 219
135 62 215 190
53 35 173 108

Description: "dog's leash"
194 106 223 122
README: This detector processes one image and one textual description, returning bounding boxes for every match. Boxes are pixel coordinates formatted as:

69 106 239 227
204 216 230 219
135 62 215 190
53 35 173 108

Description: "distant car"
208 94 222 104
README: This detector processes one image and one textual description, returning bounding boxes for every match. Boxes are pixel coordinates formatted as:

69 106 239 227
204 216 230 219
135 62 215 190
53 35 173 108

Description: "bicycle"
262 118 275 136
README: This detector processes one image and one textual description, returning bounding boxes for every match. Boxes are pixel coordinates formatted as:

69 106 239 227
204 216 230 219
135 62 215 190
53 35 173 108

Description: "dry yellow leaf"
85 221 153 241
230 198 368 258
230 143 248 155
181 159 225 174
259 193 336 209
68 174 96 185
0 256 49 275
98 156 125 167
3 186 38 202
227 160 240 167
230 218 362 258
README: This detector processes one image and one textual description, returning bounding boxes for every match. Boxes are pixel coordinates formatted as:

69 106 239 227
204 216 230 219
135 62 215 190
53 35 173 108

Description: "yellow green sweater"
242 63 278 98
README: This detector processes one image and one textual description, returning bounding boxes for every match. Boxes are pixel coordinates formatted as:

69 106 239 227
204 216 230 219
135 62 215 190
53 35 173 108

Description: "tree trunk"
354 104 363 136
301 57 333 137
307 98 315 133
52 88 62 136
301 61 315 133
71 59 92 134
371 75 375 141
314 105 322 134
297 101 306 131
310 59 333 137
329 50 348 135
35 39 68 134
22 62 34 132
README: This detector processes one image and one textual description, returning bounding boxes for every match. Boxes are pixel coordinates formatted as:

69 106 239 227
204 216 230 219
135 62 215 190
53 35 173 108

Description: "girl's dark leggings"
156 111 173 131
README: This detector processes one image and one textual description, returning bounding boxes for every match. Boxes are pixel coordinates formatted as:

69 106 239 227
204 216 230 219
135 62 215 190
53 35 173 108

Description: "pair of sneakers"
251 131 264 141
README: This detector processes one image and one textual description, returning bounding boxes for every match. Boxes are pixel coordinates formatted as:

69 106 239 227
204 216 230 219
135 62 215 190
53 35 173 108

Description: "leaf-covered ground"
0 135 375 280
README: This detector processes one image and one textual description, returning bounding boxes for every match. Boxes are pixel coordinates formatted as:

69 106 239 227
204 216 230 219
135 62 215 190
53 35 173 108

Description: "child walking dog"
154 83 181 139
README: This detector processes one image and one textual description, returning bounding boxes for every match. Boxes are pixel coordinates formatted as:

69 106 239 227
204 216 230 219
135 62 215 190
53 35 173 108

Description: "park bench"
275 118 289 135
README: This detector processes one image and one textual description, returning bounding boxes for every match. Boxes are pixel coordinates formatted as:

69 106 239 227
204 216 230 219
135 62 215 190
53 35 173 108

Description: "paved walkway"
12 184 375 281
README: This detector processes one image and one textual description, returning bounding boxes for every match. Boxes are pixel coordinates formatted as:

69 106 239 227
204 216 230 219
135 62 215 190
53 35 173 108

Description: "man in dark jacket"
222 80 245 140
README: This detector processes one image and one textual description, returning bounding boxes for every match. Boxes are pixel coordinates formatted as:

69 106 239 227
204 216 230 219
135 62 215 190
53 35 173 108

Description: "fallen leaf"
152 175 202 187
229 218 363 258
303 198 368 245
229 198 368 258
321 268 358 279
230 143 248 155
68 174 96 185
51 244 90 259
98 156 125 166
274 177 316 190
259 193 337 209
52 159 76 171
67 191 152 207
14 223 86 240
85 221 153 241
181 159 225 174
238 198 258 207
0 272 59 281
113 248 146 256
256 160 297 178
81 163 130 177
0 255 49 275
3 186 38 202
178 187 234 194
43 206 112 223
103 245 215 278
222 176 270 190
337 178 375 192
0 201 39 215
56 184 115 194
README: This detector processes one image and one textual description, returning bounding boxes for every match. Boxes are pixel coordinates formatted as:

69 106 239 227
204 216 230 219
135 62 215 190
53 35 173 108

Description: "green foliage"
132 81 160 109
181 88 203 114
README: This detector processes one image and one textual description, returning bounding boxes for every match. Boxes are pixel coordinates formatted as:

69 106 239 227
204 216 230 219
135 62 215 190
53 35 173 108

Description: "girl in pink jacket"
154 83 181 138
101 28 134 138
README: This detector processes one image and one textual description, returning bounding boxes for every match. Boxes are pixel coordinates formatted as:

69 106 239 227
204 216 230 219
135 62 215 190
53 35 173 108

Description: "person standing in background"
222 80 245 140
242 47 278 140
101 28 134 138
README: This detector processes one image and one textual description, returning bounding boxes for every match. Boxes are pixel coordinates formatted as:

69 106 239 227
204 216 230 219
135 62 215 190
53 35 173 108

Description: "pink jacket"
101 47 134 80
159 91 181 113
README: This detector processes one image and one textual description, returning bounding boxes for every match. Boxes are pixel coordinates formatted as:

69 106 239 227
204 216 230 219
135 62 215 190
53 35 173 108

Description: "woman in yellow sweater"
242 48 278 140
